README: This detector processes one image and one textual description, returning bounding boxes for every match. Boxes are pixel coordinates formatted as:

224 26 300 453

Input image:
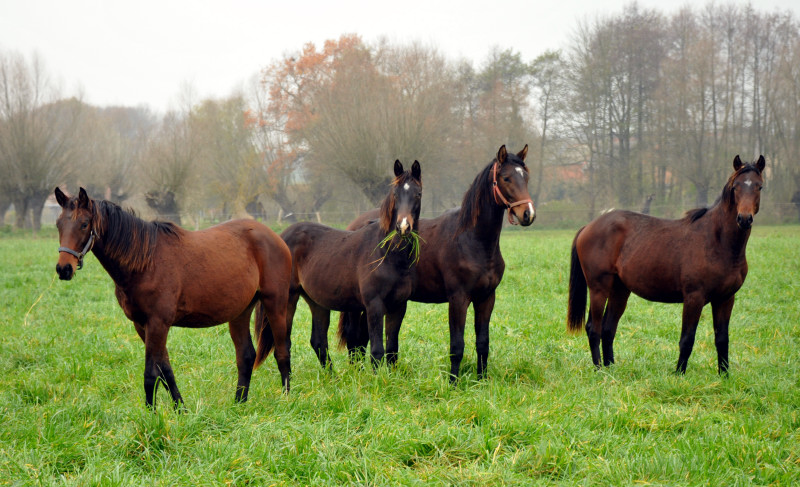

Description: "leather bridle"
492 161 534 225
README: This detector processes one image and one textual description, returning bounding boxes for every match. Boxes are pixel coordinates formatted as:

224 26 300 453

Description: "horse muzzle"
56 262 74 280
396 216 414 235
512 201 536 226
736 213 753 230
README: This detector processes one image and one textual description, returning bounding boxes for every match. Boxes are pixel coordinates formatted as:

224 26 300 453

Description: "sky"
2 0 797 113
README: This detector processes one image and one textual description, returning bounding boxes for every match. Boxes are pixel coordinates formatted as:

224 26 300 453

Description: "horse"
265 160 422 369
567 155 765 374
54 187 292 409
339 145 535 381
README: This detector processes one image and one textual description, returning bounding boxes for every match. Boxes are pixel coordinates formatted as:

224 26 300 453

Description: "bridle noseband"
492 161 534 225
58 230 95 270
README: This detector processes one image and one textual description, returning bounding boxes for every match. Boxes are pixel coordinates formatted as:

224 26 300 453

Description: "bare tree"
0 50 84 231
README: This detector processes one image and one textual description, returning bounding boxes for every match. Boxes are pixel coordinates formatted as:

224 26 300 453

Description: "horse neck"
464 196 506 251
89 203 156 285
708 204 751 262
90 228 136 285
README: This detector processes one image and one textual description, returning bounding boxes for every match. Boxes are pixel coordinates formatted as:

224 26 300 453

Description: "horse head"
493 145 535 226
380 160 422 236
729 155 765 230
54 187 96 280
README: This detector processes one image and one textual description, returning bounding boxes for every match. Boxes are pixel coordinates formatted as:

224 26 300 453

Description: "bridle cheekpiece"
492 161 534 225
58 230 95 270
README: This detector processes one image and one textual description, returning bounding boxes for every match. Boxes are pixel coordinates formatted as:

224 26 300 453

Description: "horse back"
281 221 382 311
577 210 746 303
120 219 290 327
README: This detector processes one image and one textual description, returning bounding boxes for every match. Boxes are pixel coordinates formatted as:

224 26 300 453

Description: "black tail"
567 229 587 333
254 302 275 369
336 310 363 349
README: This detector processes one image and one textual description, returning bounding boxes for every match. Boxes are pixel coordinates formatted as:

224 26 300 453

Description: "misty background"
1 1 799 231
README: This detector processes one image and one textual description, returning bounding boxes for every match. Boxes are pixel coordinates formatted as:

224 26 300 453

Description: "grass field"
1 225 799 485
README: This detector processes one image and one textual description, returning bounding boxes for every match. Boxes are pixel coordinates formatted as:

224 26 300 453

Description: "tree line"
2 2 798 231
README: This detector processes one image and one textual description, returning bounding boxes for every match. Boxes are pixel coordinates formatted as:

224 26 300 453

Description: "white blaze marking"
528 202 535 219
744 179 752 186
515 167 524 177
404 183 410 190
400 217 409 233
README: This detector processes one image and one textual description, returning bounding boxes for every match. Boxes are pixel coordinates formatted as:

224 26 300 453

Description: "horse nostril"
737 214 753 228
57 263 73 280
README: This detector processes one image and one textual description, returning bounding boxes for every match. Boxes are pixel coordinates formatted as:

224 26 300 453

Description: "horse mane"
457 156 527 233
378 171 419 233
683 163 761 223
93 199 180 273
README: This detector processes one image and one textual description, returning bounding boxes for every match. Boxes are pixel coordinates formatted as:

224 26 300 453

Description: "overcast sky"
1 0 797 112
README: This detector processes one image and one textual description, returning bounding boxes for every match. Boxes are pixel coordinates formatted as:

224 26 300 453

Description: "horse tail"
337 310 361 349
567 228 587 333
254 301 275 369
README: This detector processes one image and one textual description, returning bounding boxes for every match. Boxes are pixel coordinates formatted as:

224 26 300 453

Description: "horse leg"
447 295 470 382
711 296 735 375
384 302 408 367
134 322 146 343
345 312 369 363
285 290 300 358
473 292 496 380
143 322 184 409
676 294 704 374
586 284 609 369
259 294 292 393
601 281 631 366
365 300 387 368
229 310 256 402
306 299 333 370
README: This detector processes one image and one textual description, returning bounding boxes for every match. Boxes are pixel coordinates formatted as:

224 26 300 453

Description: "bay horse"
567 155 765 374
54 187 292 409
339 145 535 381
266 160 422 369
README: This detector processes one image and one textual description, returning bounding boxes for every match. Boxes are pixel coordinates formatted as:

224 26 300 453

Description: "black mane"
94 199 180 272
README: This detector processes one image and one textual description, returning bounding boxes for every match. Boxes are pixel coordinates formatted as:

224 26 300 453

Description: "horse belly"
618 256 683 304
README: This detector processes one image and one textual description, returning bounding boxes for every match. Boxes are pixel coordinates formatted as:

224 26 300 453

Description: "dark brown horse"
54 188 292 408
340 145 535 381
271 160 422 369
567 155 765 374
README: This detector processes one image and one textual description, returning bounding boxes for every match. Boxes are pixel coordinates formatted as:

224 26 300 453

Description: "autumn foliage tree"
261 35 458 210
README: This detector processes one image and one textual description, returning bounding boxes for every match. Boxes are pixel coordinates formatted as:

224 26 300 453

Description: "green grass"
1 226 799 485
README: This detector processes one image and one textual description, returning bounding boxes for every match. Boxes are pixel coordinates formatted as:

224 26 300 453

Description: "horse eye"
81 222 89 229
503 177 510 182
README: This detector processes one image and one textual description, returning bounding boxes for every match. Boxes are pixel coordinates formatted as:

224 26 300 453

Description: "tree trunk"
145 191 181 225
13 197 29 229
0 195 11 227
29 194 47 233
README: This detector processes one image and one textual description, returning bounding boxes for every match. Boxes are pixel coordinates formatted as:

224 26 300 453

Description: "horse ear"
411 160 421 182
78 187 90 209
517 144 528 161
54 187 69 208
497 145 508 164
394 159 404 178
733 155 742 171
756 155 765 173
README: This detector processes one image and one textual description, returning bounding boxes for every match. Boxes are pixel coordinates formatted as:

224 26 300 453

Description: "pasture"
1 226 799 485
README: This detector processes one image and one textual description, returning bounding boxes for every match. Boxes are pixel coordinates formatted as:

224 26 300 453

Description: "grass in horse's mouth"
371 229 423 268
